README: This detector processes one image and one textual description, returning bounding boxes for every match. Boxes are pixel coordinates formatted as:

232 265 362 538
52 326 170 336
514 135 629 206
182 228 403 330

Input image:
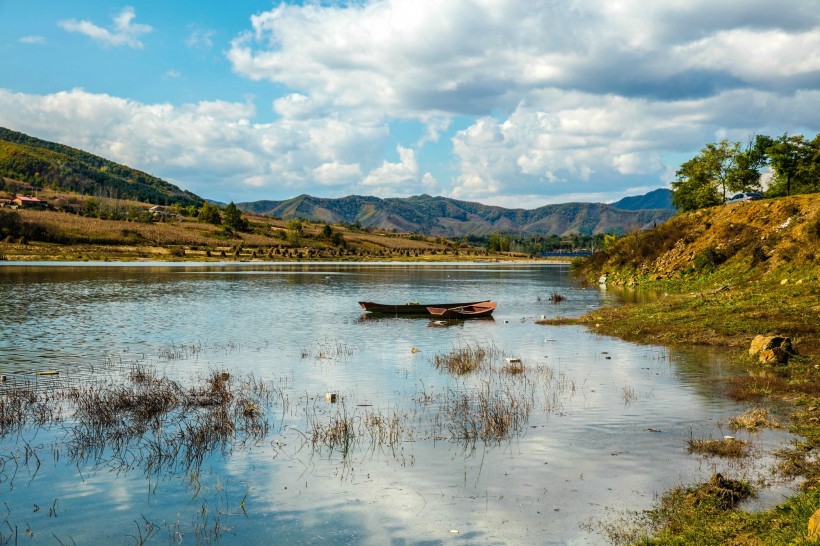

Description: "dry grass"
728 408 779 432
433 343 498 375
687 436 750 458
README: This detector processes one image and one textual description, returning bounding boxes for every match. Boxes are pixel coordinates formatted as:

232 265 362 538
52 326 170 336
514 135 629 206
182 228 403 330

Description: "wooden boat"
426 302 497 319
359 300 490 315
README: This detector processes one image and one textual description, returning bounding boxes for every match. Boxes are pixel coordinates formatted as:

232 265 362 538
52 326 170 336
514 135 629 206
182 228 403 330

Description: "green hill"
0 127 202 207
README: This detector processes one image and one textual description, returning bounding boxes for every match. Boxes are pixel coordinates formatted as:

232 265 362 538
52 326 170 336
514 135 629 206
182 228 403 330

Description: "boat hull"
426 302 497 318
358 300 490 315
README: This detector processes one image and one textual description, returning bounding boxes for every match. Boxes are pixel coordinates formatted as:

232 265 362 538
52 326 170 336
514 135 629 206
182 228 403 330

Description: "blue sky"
1 1 819 208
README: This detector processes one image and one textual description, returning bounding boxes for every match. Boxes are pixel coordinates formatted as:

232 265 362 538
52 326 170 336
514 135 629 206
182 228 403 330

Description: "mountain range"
237 191 675 237
1 127 675 237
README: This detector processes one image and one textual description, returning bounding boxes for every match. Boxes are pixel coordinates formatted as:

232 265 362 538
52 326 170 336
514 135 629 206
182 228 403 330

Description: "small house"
12 196 47 210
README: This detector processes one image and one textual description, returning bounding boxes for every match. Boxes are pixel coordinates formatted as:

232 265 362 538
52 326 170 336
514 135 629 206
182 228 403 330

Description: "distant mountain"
611 188 674 210
0 127 202 207
238 193 676 237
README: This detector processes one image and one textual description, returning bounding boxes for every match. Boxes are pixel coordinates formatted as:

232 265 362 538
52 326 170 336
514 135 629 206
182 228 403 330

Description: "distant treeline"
472 232 608 254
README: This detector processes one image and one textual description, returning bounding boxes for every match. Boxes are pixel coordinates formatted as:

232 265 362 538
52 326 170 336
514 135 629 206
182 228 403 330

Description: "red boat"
426 302 497 319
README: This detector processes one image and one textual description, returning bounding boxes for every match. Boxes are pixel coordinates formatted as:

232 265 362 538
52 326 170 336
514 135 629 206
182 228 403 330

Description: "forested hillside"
0 128 202 207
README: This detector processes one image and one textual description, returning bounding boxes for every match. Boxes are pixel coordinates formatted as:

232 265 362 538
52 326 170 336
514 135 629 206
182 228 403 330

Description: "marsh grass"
687 436 750 458
729 408 779 432
433 342 498 375
310 411 356 457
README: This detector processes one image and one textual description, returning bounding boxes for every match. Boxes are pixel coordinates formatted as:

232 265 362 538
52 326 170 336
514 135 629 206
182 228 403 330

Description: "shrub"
694 247 728 272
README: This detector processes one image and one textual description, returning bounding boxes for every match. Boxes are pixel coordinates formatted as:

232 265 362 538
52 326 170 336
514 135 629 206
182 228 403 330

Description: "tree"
671 139 765 212
197 202 222 225
799 134 820 193
0 209 22 238
671 154 723 212
766 134 808 197
322 224 333 238
486 233 510 252
287 219 303 246
223 202 248 231
726 135 770 194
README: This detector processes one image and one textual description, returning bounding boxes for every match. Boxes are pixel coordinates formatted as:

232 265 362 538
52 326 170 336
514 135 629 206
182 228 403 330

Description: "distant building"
11 196 47 209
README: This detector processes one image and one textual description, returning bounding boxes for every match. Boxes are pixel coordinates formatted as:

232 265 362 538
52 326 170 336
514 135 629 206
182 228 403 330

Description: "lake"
0 262 794 544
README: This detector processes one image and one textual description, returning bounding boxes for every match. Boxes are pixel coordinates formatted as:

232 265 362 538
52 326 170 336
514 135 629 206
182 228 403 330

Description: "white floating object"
325 393 337 403
723 435 735 440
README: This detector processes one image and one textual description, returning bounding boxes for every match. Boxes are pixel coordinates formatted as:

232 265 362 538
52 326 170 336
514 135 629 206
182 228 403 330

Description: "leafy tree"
322 224 333 238
198 202 222 225
798 134 820 193
726 135 770 193
671 154 724 212
223 202 248 231
82 198 99 217
287 219 303 246
0 209 22 238
671 139 768 211
486 233 510 252
766 133 809 196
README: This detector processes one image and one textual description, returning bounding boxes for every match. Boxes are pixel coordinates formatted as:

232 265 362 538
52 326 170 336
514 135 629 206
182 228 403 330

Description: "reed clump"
311 412 355 456
445 382 533 445
433 343 497 375
728 408 779 432
687 436 750 458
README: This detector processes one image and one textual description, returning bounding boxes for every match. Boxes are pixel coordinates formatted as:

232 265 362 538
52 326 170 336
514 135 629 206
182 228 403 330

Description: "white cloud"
186 26 216 50
164 70 182 79
20 36 47 45
361 146 419 190
0 88 392 201
313 162 362 186
58 6 152 49
6 1 820 207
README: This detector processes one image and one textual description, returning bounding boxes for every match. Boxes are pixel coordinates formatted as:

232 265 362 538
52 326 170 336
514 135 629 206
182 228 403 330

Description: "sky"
1 0 819 208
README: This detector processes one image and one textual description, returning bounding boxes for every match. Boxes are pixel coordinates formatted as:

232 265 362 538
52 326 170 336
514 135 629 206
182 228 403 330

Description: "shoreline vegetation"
544 193 820 544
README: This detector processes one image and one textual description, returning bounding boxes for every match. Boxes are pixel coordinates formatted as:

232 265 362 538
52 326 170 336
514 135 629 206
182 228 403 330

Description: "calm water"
0 263 794 544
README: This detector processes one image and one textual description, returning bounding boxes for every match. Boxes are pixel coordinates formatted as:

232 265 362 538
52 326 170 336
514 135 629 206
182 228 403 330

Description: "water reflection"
0 263 795 544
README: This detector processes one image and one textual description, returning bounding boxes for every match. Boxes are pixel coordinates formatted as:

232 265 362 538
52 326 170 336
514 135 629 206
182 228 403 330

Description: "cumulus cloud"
362 145 419 191
0 88 392 201
59 6 152 49
227 0 820 116
6 1 820 206
217 0 820 204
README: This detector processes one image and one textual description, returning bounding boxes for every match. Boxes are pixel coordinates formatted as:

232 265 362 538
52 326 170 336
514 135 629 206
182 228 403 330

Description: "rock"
809 508 820 538
759 347 790 365
749 335 794 366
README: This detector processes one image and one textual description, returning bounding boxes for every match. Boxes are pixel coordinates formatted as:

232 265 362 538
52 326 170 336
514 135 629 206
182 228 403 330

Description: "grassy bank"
542 193 820 544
